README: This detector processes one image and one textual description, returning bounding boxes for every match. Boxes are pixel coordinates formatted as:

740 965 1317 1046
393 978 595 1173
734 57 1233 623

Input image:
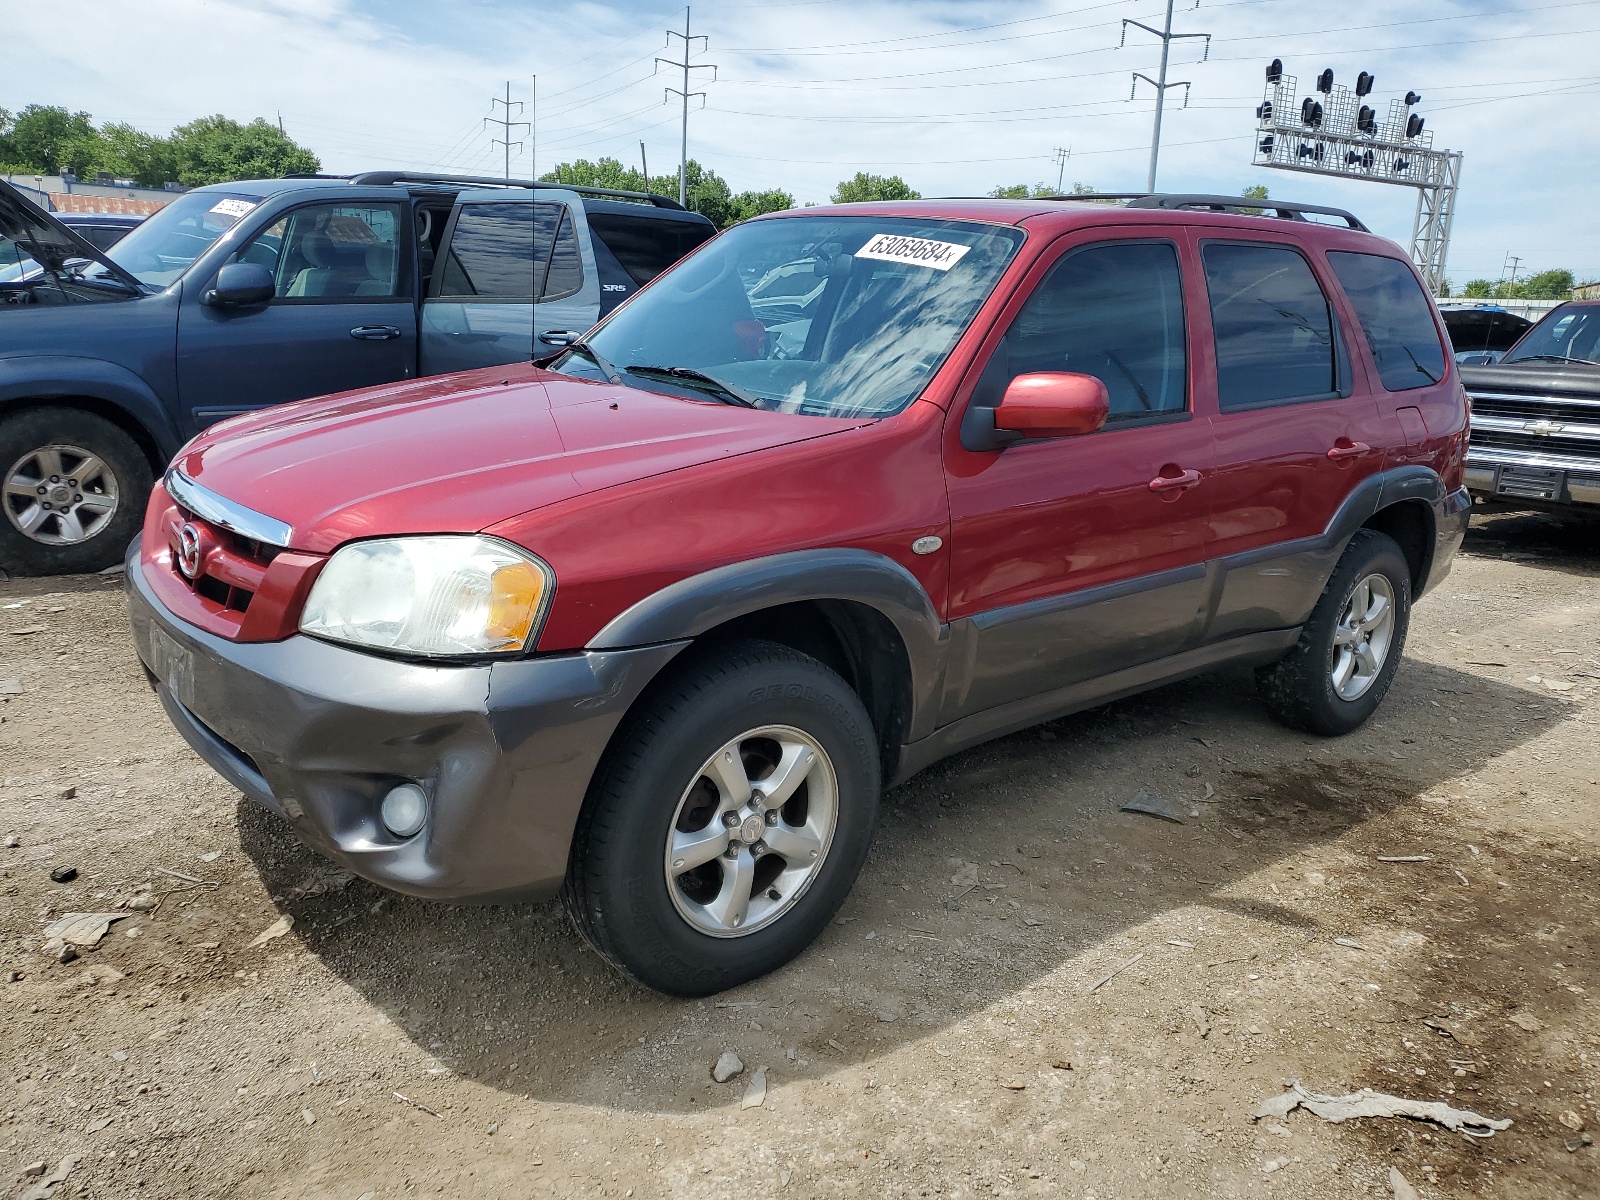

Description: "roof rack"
1050 192 1368 232
344 171 686 210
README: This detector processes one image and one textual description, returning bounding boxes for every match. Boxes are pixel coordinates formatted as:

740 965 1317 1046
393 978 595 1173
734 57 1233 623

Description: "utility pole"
486 81 529 181
1502 254 1523 292
1122 0 1211 192
1053 146 1071 193
640 142 650 192
657 6 717 207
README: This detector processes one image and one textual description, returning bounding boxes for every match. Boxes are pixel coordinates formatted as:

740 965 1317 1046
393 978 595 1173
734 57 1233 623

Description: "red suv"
126 194 1468 995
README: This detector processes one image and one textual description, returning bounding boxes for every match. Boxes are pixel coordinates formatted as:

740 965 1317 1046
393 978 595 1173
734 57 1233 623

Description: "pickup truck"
1461 300 1600 512
0 172 716 574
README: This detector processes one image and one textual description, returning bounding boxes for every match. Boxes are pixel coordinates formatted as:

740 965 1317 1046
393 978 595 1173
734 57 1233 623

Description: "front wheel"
0 407 153 575
563 640 880 996
1256 528 1413 735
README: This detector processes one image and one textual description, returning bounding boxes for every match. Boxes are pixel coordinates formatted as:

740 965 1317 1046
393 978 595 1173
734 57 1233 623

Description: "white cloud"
7 0 1598 284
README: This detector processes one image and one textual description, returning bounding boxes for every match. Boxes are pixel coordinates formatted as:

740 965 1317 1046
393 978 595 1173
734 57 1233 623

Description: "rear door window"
434 201 582 301
586 213 713 285
1202 243 1339 410
1328 252 1446 389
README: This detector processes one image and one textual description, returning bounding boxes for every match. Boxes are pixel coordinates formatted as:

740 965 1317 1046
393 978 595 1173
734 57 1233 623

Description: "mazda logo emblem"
176 523 203 579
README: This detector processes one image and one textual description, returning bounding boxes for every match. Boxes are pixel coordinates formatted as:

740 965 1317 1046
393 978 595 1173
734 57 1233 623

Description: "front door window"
242 203 403 300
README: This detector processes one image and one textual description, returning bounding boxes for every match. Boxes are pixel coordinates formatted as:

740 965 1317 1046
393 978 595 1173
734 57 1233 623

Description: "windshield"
90 190 262 287
1503 304 1600 366
556 216 1023 418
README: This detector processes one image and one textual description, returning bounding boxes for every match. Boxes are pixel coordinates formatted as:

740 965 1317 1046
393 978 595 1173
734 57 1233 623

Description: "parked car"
1440 305 1532 365
1461 299 1600 511
125 193 1468 995
0 174 715 575
58 212 144 253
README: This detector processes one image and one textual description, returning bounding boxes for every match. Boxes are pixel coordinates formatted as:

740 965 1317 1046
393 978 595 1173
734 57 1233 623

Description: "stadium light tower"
1252 60 1463 294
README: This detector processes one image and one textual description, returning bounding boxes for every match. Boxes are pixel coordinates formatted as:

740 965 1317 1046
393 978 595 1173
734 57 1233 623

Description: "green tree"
990 183 1055 199
832 172 920 203
98 122 181 187
1462 279 1494 298
167 116 318 186
540 157 773 228
5 105 100 176
1240 183 1269 215
730 187 795 223
541 156 654 193
1514 269 1574 300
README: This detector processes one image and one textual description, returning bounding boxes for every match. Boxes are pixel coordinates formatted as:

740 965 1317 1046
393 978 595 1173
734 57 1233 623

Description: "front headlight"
300 536 553 658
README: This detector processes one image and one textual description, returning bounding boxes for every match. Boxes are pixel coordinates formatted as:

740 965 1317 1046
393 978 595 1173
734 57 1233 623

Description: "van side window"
1203 243 1337 410
983 241 1188 420
1327 252 1447 390
435 202 582 301
586 214 715 285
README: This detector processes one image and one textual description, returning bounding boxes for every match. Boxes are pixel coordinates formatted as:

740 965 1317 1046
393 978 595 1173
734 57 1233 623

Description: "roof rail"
345 171 686 210
1049 192 1368 232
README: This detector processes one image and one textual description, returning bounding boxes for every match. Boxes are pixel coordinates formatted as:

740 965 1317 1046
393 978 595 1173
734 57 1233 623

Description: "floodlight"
1357 105 1377 135
1297 141 1325 163
1393 157 1410 173
1316 69 1334 94
1259 135 1275 153
1405 91 1422 106
1406 114 1425 138
1345 149 1375 169
1301 98 1323 128
1355 72 1375 97
1256 100 1274 120
1267 58 1283 83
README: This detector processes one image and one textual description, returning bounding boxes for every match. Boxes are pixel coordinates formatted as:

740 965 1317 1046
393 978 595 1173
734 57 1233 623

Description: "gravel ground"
1 508 1597 1200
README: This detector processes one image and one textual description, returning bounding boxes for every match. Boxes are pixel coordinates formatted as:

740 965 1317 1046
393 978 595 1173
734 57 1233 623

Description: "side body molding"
588 548 950 741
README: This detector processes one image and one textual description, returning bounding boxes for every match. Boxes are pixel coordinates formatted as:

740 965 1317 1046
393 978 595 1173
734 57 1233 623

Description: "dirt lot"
2 509 1598 1200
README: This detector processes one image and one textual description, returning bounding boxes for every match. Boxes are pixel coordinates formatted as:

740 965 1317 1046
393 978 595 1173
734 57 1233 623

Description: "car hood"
173 364 871 554
1461 361 1600 400
0 179 144 290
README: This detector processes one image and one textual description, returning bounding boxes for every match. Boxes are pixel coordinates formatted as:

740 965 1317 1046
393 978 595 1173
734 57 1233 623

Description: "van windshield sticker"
856 233 971 272
208 198 257 219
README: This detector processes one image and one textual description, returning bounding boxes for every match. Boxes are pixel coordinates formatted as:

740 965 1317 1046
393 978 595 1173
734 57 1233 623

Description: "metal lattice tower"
1252 65 1463 294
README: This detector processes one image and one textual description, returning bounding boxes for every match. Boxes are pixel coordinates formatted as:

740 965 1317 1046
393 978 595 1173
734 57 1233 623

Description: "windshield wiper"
562 339 622 384
624 364 760 408
1514 353 1600 366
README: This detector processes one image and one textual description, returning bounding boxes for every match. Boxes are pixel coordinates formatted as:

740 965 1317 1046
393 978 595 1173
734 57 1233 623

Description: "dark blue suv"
0 173 715 574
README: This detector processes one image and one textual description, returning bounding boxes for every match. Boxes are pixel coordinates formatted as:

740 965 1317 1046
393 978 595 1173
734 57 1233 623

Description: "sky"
8 0 1599 287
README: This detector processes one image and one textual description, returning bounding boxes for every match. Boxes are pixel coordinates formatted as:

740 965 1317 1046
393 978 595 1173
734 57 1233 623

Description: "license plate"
148 626 195 709
1497 467 1562 501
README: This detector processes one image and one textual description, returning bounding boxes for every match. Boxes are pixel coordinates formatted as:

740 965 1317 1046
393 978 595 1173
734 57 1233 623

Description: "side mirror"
993 372 1110 439
1456 352 1494 366
205 261 275 307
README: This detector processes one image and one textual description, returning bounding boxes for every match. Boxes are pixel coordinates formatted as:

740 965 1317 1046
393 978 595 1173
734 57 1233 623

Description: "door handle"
350 325 401 341
539 329 579 347
1148 467 1202 493
1326 438 1371 461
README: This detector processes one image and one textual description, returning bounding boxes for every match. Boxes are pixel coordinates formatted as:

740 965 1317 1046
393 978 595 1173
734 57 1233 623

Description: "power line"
1122 0 1211 191
486 81 529 180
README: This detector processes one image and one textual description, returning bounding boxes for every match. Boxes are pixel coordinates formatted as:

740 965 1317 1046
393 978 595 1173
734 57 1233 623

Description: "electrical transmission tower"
657 6 717 207
1122 0 1211 192
486 81 529 181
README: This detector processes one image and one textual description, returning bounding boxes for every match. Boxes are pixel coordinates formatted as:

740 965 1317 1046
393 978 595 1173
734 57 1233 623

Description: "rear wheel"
0 407 152 575
563 640 880 996
1256 528 1412 735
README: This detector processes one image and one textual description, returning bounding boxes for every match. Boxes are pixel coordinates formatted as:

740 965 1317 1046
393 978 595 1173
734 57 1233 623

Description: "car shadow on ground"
1464 507 1600 575
232 651 1570 1116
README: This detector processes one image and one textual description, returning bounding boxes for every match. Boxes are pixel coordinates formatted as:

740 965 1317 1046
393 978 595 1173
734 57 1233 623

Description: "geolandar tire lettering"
0 406 153 576
562 639 880 997
1255 528 1413 736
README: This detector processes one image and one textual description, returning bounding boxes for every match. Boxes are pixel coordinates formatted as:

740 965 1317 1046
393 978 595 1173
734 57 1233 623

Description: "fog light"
380 783 428 838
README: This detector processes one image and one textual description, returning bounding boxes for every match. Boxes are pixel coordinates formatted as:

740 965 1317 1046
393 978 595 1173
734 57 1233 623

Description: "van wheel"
563 640 880 996
1256 528 1412 736
0 408 152 576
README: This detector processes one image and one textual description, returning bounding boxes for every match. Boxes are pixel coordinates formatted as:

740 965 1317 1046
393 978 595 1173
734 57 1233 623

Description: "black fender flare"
0 354 182 462
588 547 948 740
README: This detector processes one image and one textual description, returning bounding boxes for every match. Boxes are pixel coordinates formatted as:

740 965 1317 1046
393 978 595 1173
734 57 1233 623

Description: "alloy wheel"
665 724 838 938
3 443 120 546
1331 572 1396 701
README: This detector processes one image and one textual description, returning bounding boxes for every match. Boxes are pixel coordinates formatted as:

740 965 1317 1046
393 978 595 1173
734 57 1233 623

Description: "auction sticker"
856 232 971 271
208 198 257 218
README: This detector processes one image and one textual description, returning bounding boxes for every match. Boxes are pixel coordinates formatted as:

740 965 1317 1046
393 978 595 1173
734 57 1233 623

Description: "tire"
563 639 880 996
0 407 153 576
1256 528 1413 736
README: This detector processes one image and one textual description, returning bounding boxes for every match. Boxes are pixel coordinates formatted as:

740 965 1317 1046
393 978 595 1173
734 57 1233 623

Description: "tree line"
0 104 319 188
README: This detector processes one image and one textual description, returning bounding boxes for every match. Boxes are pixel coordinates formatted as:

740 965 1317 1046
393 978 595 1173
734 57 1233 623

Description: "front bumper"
126 538 686 902
1465 446 1600 507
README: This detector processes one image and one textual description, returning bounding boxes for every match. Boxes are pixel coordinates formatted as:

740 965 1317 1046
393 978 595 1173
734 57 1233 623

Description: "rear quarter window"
1327 252 1447 390
587 214 714 285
